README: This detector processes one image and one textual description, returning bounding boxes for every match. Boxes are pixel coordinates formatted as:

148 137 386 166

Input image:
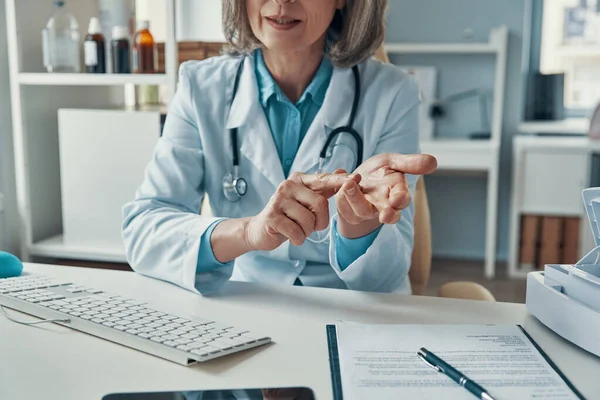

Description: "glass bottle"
42 0 81 73
133 20 157 73
111 26 131 74
84 17 106 73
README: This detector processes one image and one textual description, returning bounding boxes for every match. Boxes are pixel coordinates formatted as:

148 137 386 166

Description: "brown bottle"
133 20 156 73
84 17 106 73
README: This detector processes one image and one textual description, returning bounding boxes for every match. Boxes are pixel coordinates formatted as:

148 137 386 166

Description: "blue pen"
417 347 496 400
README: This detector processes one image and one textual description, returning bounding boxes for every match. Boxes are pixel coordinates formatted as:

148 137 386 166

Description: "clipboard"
326 324 585 400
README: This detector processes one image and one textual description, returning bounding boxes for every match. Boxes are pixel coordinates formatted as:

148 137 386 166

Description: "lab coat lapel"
226 57 285 189
290 65 356 174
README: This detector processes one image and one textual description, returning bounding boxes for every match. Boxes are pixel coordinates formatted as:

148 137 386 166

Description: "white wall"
0 0 19 255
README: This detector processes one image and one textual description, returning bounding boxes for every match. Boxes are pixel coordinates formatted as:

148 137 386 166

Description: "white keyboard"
0 274 271 365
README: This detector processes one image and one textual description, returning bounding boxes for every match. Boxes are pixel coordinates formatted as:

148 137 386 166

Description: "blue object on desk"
0 252 23 278
417 347 496 400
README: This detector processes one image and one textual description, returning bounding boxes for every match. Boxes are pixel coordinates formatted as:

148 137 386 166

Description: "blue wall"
386 0 527 261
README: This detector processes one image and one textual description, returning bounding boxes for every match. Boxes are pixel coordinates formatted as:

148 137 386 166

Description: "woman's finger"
273 214 307 247
342 181 377 220
388 180 412 210
288 183 330 231
379 206 401 225
280 198 316 239
335 191 363 225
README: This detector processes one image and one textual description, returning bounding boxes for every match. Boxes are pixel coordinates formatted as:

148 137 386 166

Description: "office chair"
374 45 496 302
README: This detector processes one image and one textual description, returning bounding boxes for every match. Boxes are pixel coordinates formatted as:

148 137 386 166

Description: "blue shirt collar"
255 49 333 108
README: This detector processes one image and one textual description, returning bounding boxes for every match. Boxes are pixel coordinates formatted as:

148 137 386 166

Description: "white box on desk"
58 108 161 249
526 188 600 357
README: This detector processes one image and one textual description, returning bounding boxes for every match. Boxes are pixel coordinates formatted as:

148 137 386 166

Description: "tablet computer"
102 387 315 400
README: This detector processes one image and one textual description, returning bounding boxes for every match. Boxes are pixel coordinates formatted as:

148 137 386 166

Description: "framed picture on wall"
397 66 438 142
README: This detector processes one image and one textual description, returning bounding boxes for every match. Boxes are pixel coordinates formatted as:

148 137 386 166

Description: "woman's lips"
265 16 301 31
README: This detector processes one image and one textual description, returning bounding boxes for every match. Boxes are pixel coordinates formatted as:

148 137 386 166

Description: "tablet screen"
102 387 315 400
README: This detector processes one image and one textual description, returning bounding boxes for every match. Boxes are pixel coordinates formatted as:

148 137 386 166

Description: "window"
540 0 600 109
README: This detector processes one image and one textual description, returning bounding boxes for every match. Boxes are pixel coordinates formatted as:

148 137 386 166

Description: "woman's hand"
243 172 360 251
335 153 437 239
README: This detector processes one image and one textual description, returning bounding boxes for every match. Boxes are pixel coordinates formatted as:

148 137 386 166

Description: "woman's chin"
261 40 307 53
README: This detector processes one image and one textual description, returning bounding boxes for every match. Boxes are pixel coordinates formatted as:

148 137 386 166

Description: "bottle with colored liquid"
133 20 159 105
133 20 157 73
111 26 131 74
84 17 106 73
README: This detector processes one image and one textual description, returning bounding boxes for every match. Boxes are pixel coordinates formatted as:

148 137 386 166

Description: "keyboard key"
147 322 163 328
127 324 143 330
190 347 212 356
182 333 200 340
91 318 105 324
174 338 193 345
163 341 178 347
138 333 153 339
161 334 179 341
157 326 174 332
138 327 154 333
69 311 83 317
204 333 222 340
188 341 210 349
114 325 128 331
210 323 234 331
150 336 165 343
215 337 241 346
126 329 141 335
169 329 187 336
102 321 116 327
177 345 195 352
211 341 234 351
223 332 242 339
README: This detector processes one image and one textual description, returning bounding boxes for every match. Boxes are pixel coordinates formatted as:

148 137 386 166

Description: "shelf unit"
386 26 508 279
18 73 170 86
518 118 590 136
508 136 600 278
6 0 178 263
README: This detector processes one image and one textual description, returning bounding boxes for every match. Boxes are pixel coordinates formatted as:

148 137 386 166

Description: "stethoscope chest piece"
223 171 247 202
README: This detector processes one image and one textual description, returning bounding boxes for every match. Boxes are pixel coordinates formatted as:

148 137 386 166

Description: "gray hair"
222 0 388 68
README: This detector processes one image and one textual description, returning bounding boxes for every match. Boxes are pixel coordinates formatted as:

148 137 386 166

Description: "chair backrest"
374 46 432 295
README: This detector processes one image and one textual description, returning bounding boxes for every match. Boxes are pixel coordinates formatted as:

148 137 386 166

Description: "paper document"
332 324 580 400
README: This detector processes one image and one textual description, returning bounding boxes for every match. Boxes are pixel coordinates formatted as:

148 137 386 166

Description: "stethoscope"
223 60 363 203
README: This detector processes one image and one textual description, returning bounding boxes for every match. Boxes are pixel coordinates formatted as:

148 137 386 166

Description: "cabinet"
509 136 600 278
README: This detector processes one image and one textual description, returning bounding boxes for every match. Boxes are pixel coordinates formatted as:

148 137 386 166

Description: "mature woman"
122 0 437 295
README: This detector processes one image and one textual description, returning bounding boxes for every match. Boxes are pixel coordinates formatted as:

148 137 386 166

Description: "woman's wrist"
336 215 382 239
210 217 255 263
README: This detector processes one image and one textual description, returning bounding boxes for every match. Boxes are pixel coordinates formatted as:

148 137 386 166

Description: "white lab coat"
122 53 420 295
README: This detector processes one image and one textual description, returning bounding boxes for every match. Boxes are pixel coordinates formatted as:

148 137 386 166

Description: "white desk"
2 264 600 400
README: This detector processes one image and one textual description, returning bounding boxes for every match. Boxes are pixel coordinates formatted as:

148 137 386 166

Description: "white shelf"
557 45 600 58
518 118 590 135
421 139 499 171
385 43 498 54
18 73 170 86
29 234 127 263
